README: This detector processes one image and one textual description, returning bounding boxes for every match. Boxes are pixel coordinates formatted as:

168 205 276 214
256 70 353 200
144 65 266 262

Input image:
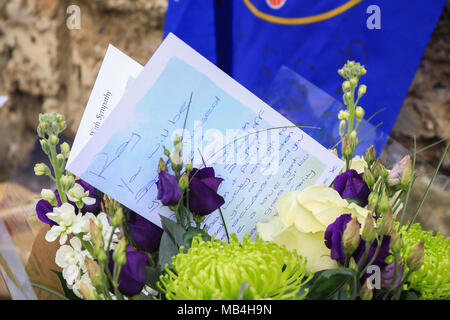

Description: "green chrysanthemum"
158 233 313 300
399 223 450 300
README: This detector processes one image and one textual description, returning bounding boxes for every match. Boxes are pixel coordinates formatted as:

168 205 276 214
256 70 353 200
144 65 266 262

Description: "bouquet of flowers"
31 61 449 300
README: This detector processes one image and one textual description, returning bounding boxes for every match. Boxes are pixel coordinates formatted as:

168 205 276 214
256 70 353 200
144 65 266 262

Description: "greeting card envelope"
67 45 143 168
67 33 343 241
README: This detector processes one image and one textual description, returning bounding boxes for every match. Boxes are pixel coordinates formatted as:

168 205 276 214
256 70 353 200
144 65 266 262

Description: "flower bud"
372 159 383 180
358 84 367 97
60 142 70 159
40 139 50 154
113 238 127 267
390 230 403 255
338 68 345 77
163 147 170 157
338 110 350 120
407 239 425 272
178 172 189 190
364 145 376 167
158 157 168 173
89 219 104 251
34 163 50 176
56 153 65 170
58 121 67 132
380 209 394 236
173 134 183 152
342 136 353 159
342 81 351 92
342 217 361 256
350 130 358 146
361 67 367 75
376 190 389 215
343 91 352 106
96 249 108 265
400 158 413 190
350 77 358 87
368 191 379 211
76 280 98 300
355 106 365 121
85 256 103 288
360 278 373 300
361 214 377 243
37 125 45 138
49 135 59 146
41 189 56 203
363 167 375 189
111 207 123 228
186 159 193 172
61 175 75 190
339 120 346 137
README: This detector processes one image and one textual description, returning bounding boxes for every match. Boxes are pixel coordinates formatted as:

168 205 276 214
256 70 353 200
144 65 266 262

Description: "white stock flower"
45 203 84 245
67 183 96 206
97 212 119 249
55 237 89 286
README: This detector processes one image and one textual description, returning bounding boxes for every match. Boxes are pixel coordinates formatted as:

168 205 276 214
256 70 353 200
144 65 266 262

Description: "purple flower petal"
333 169 370 206
108 246 148 296
127 212 163 252
36 199 57 227
156 171 181 206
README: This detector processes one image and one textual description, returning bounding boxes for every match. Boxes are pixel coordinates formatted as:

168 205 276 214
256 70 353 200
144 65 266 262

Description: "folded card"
67 44 143 168
67 33 343 241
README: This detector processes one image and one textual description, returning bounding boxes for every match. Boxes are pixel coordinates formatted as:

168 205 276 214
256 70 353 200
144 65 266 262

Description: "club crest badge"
266 0 287 10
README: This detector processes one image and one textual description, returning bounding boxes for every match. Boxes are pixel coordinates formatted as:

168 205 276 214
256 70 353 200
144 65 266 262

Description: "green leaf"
145 266 161 289
307 268 356 300
344 197 363 207
182 227 211 251
400 289 421 300
159 215 185 248
157 231 179 272
50 270 82 300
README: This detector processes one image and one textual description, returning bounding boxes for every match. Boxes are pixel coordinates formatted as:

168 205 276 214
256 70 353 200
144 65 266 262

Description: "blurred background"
0 0 448 299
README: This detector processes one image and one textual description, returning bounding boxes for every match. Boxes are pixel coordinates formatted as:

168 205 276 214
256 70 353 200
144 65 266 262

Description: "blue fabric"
164 0 445 154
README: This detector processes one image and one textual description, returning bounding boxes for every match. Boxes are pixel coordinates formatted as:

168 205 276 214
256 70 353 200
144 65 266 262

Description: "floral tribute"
32 61 449 300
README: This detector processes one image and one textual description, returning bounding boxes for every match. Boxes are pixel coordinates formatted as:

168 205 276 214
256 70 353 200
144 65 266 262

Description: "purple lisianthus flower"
127 211 163 252
35 179 101 227
325 214 391 268
108 246 148 296
156 171 181 206
188 167 225 216
334 169 371 207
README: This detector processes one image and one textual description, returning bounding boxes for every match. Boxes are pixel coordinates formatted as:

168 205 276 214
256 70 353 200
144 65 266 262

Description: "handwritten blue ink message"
79 56 339 241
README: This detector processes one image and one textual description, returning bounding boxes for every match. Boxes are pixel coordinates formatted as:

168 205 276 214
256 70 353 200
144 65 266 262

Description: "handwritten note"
67 33 343 241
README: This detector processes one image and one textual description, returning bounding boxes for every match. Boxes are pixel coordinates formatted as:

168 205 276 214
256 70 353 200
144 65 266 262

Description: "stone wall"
390 1 450 175
0 0 167 180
